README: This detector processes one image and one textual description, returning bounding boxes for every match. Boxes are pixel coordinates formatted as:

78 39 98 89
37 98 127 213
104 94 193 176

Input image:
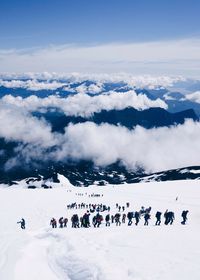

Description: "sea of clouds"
2 117 200 173
0 73 184 90
2 91 167 117
0 74 199 173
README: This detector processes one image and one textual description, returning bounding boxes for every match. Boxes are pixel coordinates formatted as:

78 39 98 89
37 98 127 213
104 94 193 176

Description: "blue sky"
0 0 200 75
0 0 200 48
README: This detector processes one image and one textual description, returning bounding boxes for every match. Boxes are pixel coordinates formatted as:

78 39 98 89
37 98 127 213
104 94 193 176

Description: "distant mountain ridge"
36 107 199 132
1 78 200 116
2 164 200 187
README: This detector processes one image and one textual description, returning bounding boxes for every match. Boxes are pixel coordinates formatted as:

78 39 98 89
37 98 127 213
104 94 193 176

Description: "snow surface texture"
0 180 200 280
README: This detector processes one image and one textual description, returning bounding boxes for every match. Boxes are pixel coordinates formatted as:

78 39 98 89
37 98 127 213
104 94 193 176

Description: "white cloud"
163 93 176 101
0 39 200 76
1 101 200 173
184 91 200 103
87 83 103 94
75 84 88 95
2 90 167 117
0 79 65 91
0 73 185 90
53 120 200 173
75 83 103 95
0 104 58 147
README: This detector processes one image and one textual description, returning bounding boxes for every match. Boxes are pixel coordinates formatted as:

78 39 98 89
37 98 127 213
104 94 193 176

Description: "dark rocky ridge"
3 164 200 187
35 107 199 133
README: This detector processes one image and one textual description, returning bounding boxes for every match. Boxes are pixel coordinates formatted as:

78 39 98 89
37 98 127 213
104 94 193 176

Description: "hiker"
85 211 91 227
122 213 126 223
71 214 79 228
144 213 150 226
115 213 121 226
181 210 189 225
164 210 169 225
50 218 57 228
140 206 145 215
146 207 152 214
155 211 162 225
59 217 64 228
92 215 97 227
168 212 175 225
135 211 140 226
127 212 133 226
80 217 84 227
95 213 103 227
82 212 90 228
105 214 110 226
17 218 26 229
63 218 68 227
165 211 175 225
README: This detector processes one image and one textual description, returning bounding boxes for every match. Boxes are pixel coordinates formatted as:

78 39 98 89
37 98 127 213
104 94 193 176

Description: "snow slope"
0 180 200 280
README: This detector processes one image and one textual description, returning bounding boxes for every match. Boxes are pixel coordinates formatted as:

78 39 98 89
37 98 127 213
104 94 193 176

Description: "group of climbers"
50 217 68 228
48 209 189 229
17 201 189 230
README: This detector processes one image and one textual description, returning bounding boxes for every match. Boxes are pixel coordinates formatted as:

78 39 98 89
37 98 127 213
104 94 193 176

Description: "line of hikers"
67 202 111 212
49 210 189 229
66 202 131 213
75 192 103 197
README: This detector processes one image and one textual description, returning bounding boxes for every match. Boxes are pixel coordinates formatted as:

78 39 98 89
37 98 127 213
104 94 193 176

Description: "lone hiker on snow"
17 218 26 229
181 210 189 225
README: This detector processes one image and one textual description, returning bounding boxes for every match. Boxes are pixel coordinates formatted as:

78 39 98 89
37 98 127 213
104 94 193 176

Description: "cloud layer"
0 101 199 173
185 91 200 103
2 91 167 117
54 120 200 172
0 77 199 173
0 79 64 91
0 104 58 147
0 73 184 90
0 38 200 76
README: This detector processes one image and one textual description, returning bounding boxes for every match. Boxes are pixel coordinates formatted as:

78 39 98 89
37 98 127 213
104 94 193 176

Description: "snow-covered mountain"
0 179 200 279
2 165 200 188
